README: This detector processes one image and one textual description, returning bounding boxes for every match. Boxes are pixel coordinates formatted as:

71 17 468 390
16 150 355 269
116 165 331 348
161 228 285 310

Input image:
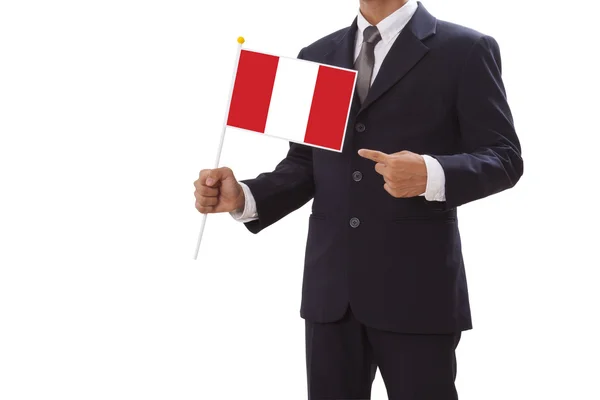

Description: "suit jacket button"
352 171 363 182
355 122 366 133
349 217 360 228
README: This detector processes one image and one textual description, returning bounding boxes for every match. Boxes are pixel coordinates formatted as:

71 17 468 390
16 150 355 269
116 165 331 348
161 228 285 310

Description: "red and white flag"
226 49 357 152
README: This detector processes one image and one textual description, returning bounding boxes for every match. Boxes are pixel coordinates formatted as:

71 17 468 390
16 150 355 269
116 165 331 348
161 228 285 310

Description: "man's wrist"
234 184 246 212
230 182 259 222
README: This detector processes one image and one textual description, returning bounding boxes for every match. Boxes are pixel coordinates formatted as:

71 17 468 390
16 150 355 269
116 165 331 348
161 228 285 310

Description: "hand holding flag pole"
193 36 246 260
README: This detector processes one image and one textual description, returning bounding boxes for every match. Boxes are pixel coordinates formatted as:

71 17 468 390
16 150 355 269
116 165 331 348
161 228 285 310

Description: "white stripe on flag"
264 57 320 143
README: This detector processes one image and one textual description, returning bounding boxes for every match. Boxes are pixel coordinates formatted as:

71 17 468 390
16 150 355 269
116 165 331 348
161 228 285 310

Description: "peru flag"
226 49 357 152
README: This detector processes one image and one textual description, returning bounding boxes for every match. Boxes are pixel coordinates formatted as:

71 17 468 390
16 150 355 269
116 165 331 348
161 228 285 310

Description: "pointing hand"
358 149 427 198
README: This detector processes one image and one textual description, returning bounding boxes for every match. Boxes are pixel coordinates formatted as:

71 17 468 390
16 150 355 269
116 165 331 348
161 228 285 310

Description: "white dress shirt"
231 0 445 222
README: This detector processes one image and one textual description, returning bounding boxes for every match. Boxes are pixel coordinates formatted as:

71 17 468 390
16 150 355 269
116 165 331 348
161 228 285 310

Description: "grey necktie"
354 25 382 104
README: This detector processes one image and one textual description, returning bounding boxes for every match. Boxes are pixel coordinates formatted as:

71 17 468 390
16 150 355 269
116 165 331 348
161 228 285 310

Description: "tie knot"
362 25 381 45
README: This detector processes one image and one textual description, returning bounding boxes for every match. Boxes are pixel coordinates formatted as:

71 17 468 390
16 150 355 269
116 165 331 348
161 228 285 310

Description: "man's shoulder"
298 26 352 60
433 19 498 52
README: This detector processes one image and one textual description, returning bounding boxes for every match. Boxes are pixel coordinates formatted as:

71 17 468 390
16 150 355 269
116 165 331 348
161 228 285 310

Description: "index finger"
358 149 390 164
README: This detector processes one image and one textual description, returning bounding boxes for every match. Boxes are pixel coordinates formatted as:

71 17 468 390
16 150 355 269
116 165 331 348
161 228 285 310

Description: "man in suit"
194 0 523 398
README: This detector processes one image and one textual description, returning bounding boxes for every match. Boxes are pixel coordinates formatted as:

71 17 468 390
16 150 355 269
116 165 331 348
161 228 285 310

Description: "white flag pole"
193 36 245 260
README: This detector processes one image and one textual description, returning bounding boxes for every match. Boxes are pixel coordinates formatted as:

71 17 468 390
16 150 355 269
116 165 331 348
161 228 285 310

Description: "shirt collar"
356 0 418 44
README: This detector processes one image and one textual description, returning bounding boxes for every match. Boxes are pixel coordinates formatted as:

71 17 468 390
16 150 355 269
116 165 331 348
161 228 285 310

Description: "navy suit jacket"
240 2 523 334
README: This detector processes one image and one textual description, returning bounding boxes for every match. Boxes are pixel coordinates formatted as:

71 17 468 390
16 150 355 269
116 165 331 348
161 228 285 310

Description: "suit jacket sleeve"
429 35 524 209
239 48 315 234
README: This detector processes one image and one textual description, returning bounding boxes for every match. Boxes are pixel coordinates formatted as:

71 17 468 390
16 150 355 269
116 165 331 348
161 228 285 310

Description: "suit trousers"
305 307 461 400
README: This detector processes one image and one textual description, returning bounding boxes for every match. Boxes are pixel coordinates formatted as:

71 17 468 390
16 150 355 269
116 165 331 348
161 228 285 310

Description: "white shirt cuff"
420 155 446 202
229 182 259 222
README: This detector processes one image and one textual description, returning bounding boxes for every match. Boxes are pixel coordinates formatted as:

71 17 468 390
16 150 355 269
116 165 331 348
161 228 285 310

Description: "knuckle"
197 205 212 214
384 184 400 198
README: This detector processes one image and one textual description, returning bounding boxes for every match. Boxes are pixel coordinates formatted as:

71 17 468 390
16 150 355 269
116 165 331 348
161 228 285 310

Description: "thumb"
206 167 232 186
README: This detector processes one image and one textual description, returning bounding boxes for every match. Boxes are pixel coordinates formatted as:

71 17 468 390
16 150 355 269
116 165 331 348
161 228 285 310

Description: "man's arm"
428 35 523 208
238 141 314 233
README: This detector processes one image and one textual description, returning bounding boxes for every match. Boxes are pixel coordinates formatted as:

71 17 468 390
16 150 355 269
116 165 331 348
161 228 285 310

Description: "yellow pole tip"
237 36 245 44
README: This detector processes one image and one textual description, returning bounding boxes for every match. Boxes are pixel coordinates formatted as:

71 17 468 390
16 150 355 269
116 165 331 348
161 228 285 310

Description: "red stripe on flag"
227 50 279 133
304 65 356 151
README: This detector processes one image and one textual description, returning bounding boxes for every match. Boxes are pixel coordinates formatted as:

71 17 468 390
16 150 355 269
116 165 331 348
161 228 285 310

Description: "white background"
1 0 598 399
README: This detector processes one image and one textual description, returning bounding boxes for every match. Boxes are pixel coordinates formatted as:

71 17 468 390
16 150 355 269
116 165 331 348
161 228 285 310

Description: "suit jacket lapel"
359 2 437 113
323 18 362 115
326 18 357 70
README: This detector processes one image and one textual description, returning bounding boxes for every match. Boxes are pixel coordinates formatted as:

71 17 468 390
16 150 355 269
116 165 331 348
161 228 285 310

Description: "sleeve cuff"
421 155 446 202
229 182 259 222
